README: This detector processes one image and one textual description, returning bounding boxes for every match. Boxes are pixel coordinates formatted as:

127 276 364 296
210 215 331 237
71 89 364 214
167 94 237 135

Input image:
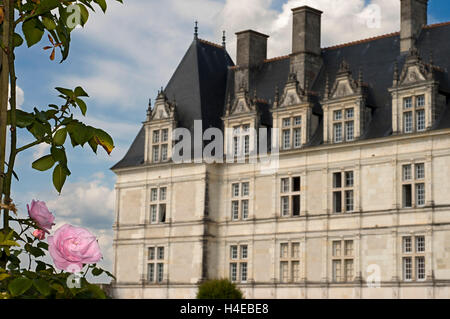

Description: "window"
281 116 303 150
333 171 354 213
402 163 426 208
148 246 165 283
229 245 248 283
332 240 354 282
279 242 301 283
332 108 354 142
280 176 301 217
149 187 168 224
231 182 250 221
232 124 251 157
402 236 426 281
403 95 427 133
151 129 170 163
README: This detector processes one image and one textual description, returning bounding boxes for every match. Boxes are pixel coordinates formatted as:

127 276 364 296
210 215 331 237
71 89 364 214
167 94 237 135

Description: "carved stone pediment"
329 61 362 99
400 65 427 85
229 87 254 115
150 91 176 121
278 73 307 108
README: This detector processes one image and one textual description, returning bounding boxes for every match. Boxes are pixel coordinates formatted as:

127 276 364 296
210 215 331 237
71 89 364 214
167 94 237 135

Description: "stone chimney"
400 0 429 53
234 30 269 91
290 6 323 90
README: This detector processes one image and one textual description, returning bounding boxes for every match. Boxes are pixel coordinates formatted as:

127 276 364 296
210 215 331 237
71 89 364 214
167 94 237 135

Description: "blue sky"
9 0 450 282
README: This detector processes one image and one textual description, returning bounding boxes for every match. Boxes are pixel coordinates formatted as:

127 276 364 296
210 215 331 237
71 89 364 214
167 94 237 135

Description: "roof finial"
253 88 257 100
148 98 152 107
429 50 434 65
194 21 198 39
325 74 330 98
358 67 363 84
393 61 399 85
222 31 226 48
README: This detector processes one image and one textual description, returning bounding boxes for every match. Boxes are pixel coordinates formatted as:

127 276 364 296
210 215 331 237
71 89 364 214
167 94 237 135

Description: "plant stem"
3 0 15 235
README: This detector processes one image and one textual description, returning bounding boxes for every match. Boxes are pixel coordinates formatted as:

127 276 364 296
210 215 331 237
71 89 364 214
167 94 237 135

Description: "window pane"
333 191 342 213
157 263 164 282
292 243 300 258
345 121 354 141
281 197 290 216
416 257 425 280
294 128 302 148
232 184 240 197
242 182 249 196
150 205 157 223
159 204 166 222
157 247 164 260
345 108 354 119
403 237 412 253
242 200 249 220
148 247 155 260
280 261 289 283
161 144 168 161
404 112 413 133
292 177 301 192
403 165 412 181
230 263 237 282
240 262 248 282
345 190 354 212
240 245 248 259
404 97 412 109
283 130 291 149
403 185 412 208
292 195 300 216
345 171 354 187
345 240 353 256
147 263 155 282
334 110 342 121
332 241 341 257
416 95 425 108
294 116 302 126
345 260 354 282
151 188 158 202
232 201 239 220
283 118 291 127
403 257 412 280
152 130 160 143
233 137 239 156
244 135 250 155
333 172 342 188
292 261 300 282
416 236 425 253
333 260 342 282
280 243 288 259
416 183 425 206
152 146 159 162
281 178 290 193
334 123 343 142
416 110 425 131
415 163 425 180
160 187 167 201
230 246 238 259
162 129 169 142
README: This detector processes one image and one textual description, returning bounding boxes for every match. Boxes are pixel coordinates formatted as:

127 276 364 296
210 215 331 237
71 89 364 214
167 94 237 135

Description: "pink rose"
48 224 102 272
27 200 55 232
32 229 46 240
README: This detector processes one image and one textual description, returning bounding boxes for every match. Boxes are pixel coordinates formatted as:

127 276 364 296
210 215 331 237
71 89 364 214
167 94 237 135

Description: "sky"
9 0 450 283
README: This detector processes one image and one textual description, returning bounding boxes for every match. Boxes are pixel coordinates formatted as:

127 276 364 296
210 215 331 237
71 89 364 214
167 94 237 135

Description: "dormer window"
150 128 170 163
331 107 355 143
402 95 426 134
281 116 303 150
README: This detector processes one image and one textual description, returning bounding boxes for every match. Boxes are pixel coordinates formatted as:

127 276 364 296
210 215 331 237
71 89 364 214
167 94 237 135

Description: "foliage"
0 0 123 299
196 279 244 299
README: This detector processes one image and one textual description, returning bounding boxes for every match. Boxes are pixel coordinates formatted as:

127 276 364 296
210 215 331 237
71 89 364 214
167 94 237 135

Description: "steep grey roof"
113 23 450 170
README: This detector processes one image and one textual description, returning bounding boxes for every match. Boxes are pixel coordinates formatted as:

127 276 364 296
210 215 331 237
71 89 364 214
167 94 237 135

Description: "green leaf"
74 86 89 97
42 16 57 31
22 18 45 47
32 155 55 172
51 283 64 294
13 33 24 47
75 98 87 116
53 164 67 193
94 0 107 13
88 137 98 153
78 4 89 26
55 87 74 98
94 129 115 155
51 146 67 164
33 279 52 297
28 122 47 139
53 128 67 146
86 284 106 299
91 268 103 276
8 278 33 297
0 273 10 281
7 110 34 128
37 242 49 250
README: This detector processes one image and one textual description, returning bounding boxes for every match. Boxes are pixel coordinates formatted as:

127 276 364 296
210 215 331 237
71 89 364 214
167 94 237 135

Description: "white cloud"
8 84 25 110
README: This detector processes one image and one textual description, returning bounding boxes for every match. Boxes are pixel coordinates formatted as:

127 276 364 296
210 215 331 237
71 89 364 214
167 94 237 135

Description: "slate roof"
113 23 450 170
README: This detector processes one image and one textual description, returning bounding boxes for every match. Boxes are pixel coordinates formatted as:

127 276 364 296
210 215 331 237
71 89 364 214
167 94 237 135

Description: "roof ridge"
263 55 290 63
323 31 400 51
423 21 450 29
197 38 225 49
